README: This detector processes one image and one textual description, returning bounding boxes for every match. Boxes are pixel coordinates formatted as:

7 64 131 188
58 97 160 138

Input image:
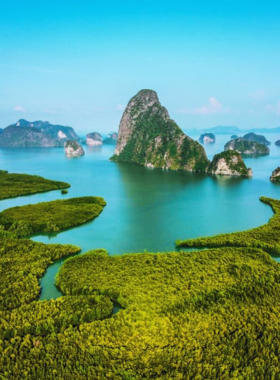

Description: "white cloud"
116 104 125 111
266 101 280 114
178 97 228 115
249 90 266 100
14 105 25 112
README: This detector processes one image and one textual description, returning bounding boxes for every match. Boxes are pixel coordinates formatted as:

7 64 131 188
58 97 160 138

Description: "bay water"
0 133 279 299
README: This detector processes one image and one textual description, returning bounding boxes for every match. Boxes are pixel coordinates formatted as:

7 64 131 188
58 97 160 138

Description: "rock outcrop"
199 133 215 144
64 140 84 156
103 132 118 145
0 125 59 147
270 167 280 182
86 132 103 146
208 151 252 177
224 138 269 156
243 132 270 146
275 140 280 146
231 135 238 139
0 119 81 147
111 89 209 171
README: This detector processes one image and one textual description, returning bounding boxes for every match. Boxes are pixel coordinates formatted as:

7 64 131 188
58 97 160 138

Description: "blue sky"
0 0 280 134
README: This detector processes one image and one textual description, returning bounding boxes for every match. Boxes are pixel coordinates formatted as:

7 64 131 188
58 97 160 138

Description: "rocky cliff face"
0 125 59 147
270 167 280 182
199 133 215 144
0 119 81 147
243 132 270 146
64 140 84 156
86 132 103 146
111 89 209 171
208 151 252 177
224 138 269 156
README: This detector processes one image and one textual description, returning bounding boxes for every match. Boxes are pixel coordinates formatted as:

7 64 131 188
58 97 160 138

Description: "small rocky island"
64 140 84 156
243 132 270 145
199 133 215 144
208 151 252 177
86 132 103 146
270 167 280 182
224 138 270 156
103 132 118 145
111 89 209 171
275 140 280 146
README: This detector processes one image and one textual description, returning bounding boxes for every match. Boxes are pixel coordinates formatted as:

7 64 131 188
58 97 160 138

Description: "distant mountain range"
186 126 280 135
0 119 81 147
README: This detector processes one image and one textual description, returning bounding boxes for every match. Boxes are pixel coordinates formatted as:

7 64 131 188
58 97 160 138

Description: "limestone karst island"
111 89 251 177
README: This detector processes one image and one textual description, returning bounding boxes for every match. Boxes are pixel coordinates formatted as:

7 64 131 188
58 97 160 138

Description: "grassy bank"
176 196 280 255
0 170 70 199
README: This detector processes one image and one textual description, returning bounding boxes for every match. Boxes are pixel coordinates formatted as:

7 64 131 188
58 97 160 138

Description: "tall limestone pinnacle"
111 89 210 171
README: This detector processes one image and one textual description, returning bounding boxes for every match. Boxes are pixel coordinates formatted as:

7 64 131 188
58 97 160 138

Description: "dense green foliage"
0 171 70 199
0 238 80 310
0 196 106 237
176 197 280 255
224 138 270 155
2 247 280 379
207 150 251 176
0 295 113 339
2 168 280 378
243 132 270 145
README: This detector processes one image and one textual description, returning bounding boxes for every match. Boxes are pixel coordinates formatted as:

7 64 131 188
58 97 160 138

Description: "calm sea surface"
0 133 279 299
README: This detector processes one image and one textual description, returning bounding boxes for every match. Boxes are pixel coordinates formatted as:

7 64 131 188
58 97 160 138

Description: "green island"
0 170 70 199
176 196 280 255
0 196 106 237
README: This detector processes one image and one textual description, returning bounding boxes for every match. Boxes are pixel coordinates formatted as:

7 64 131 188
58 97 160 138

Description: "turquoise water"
0 133 279 299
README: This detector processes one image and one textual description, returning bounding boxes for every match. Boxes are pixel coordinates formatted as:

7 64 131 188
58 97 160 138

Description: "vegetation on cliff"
270 167 280 183
103 132 118 144
207 150 252 176
243 132 270 145
111 89 209 172
0 119 81 147
224 138 270 155
64 140 85 156
0 125 59 147
0 171 70 200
